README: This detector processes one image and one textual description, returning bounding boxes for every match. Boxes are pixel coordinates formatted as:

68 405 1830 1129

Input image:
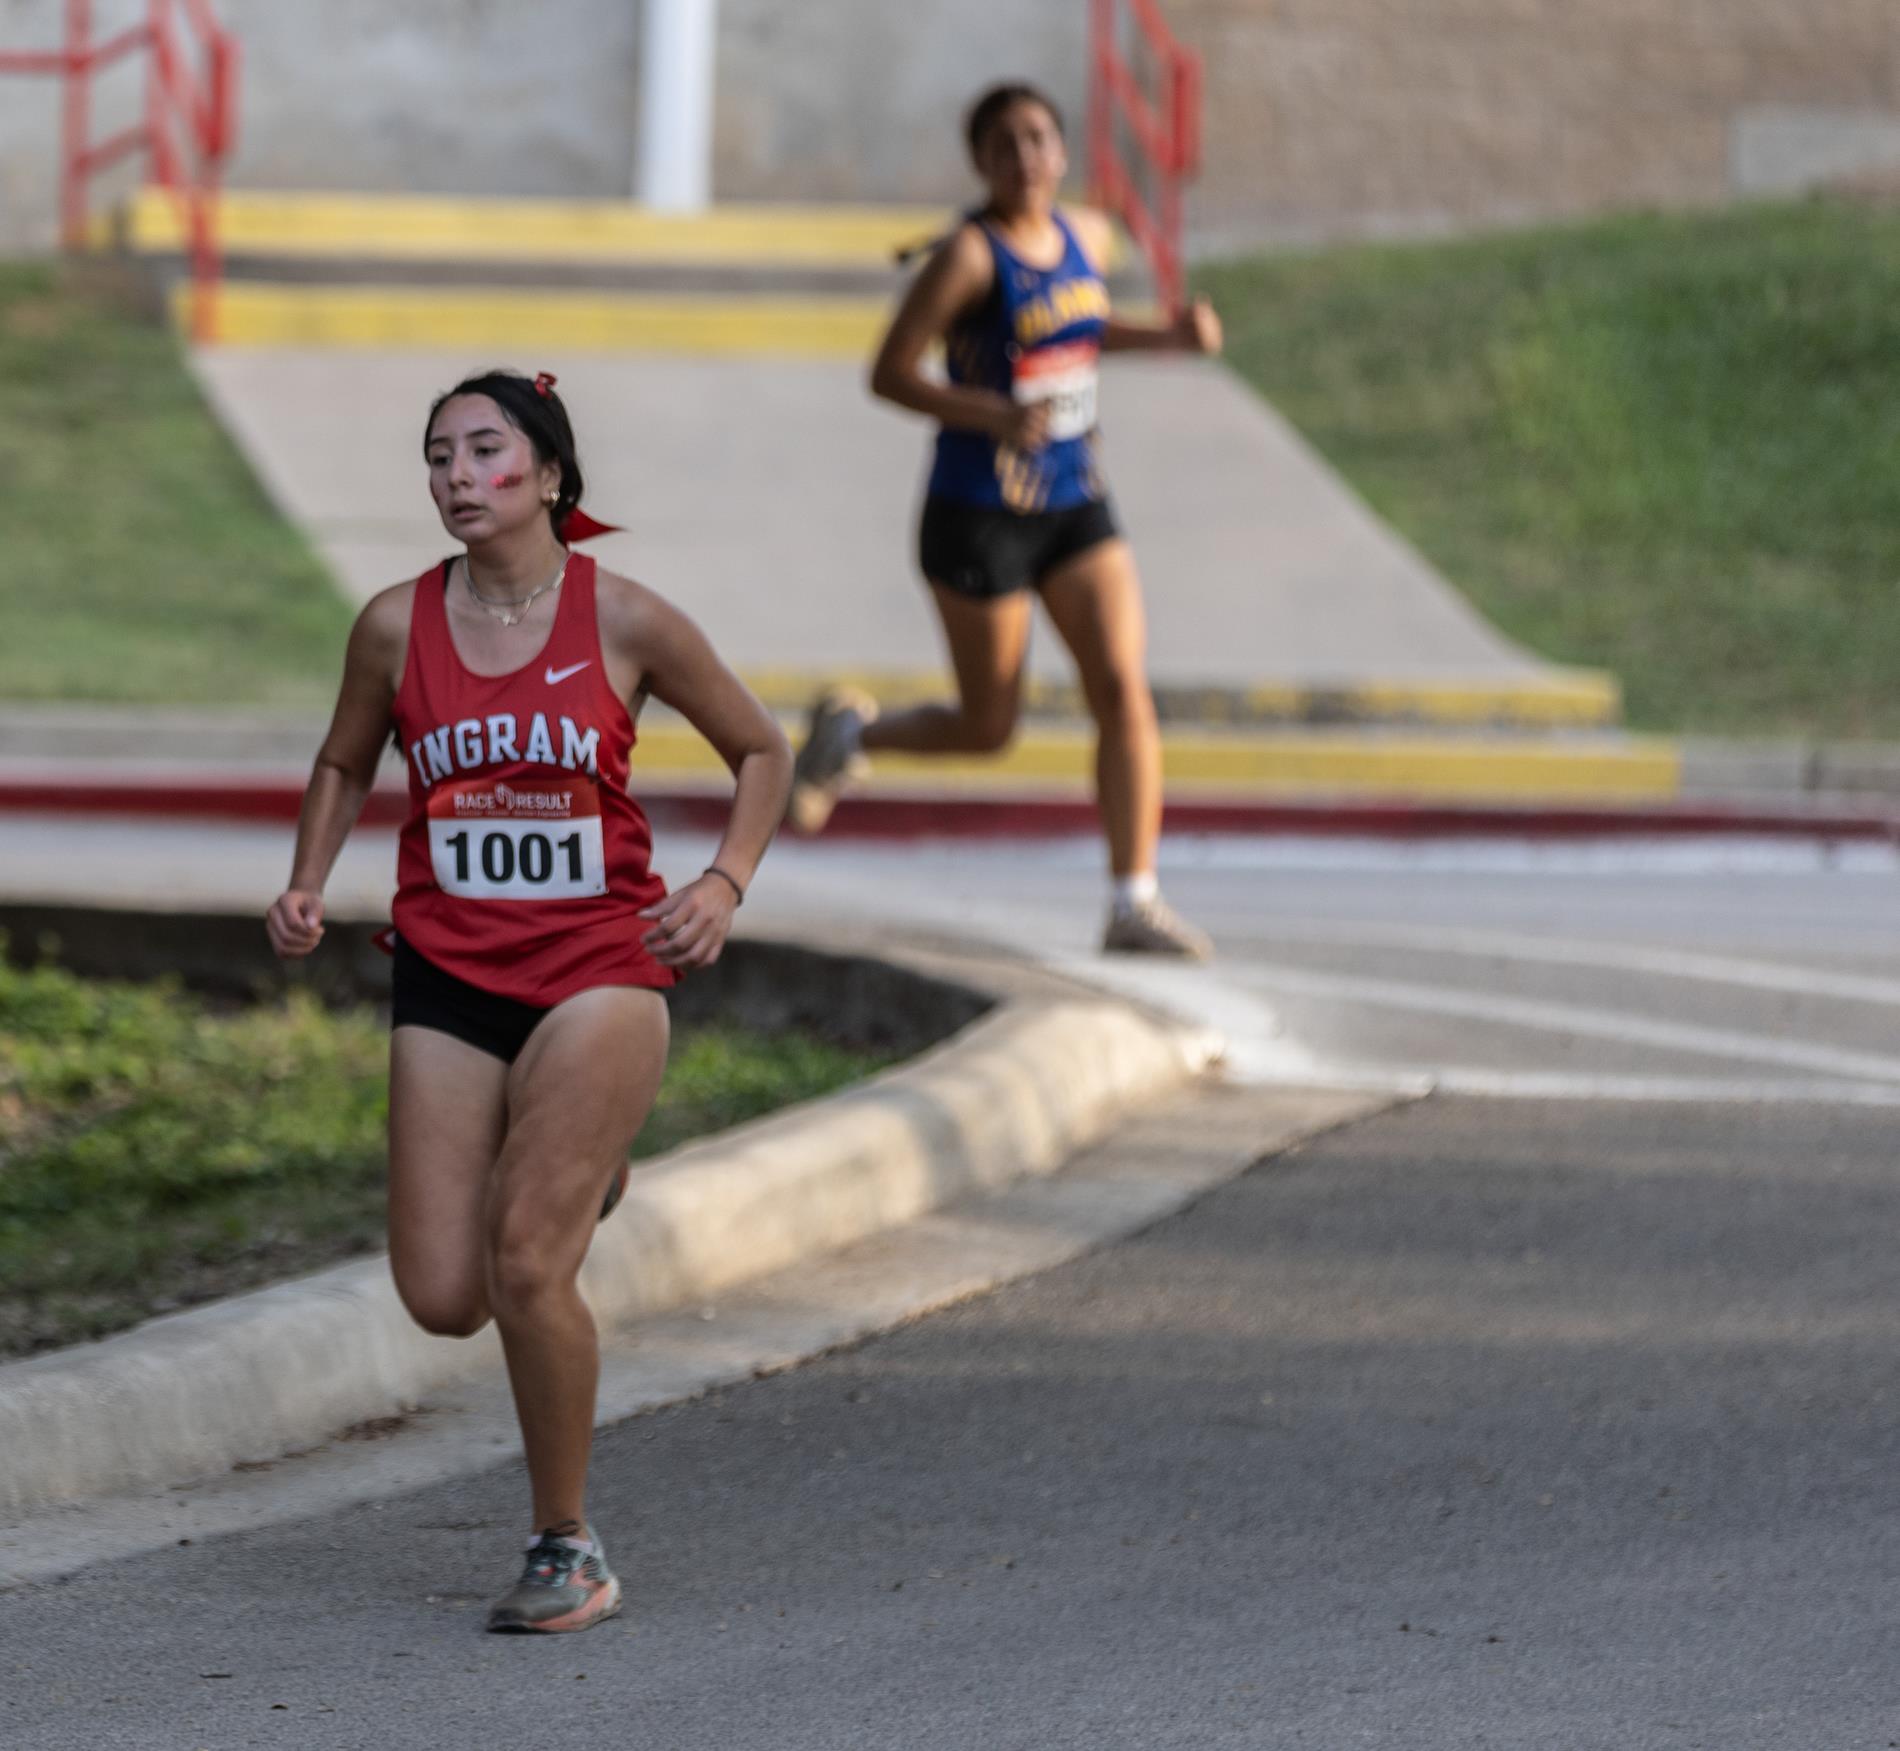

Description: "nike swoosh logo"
545 661 592 685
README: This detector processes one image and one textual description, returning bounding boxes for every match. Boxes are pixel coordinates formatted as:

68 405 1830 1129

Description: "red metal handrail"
1088 0 1202 314
0 0 239 342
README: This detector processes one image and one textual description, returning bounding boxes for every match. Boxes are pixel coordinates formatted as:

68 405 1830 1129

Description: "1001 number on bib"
425 779 608 901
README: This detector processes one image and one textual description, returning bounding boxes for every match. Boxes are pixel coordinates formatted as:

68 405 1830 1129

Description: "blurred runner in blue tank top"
789 81 1223 960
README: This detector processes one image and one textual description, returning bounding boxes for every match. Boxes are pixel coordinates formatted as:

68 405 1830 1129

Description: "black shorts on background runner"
918 494 1120 600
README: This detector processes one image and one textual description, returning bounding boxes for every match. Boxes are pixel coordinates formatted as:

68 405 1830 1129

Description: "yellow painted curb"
1337 675 1620 727
632 722 1680 803
121 186 1130 271
183 281 888 356
127 187 952 268
738 668 1622 730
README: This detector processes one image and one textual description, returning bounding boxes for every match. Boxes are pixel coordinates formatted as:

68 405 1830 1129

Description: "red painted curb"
0 776 406 827
1 772 1895 844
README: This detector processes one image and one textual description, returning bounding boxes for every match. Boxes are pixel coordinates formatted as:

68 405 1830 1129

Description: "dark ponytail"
424 369 585 536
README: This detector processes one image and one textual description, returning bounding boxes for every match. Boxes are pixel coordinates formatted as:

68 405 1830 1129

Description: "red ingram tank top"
390 552 678 1004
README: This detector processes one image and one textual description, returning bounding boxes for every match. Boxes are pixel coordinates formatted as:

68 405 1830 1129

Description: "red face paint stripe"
490 472 525 489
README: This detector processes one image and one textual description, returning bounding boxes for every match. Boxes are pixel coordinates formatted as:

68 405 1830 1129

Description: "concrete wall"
0 0 643 248
1173 0 1900 249
3 0 1899 254
0 0 104 245
713 0 1084 203
0 0 1077 250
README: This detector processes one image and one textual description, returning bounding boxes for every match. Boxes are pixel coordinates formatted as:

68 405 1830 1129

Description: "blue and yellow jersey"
927 209 1110 514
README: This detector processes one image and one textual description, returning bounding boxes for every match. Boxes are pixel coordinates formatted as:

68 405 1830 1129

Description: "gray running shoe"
486 1525 622 1634
787 687 876 835
1102 896 1214 962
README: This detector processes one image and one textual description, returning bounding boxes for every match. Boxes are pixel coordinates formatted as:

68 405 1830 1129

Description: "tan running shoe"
787 687 877 835
1102 896 1214 961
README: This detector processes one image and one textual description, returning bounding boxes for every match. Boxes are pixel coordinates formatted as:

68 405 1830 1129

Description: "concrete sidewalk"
191 346 1602 712
116 188 1626 743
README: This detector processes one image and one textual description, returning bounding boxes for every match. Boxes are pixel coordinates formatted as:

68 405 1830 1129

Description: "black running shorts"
918 494 1121 601
391 935 550 1064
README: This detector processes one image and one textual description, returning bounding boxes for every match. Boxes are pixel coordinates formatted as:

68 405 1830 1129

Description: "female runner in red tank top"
266 370 792 1635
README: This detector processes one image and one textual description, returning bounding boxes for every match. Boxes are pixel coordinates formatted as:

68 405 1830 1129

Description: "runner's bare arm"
1063 207 1223 356
1102 299 1221 355
267 586 407 959
602 576 792 969
869 224 1048 447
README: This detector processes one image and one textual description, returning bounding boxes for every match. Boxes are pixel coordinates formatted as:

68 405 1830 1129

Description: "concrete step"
179 280 896 354
109 187 1156 352
110 188 957 271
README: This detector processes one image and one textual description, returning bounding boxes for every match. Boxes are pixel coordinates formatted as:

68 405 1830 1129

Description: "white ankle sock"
1111 873 1159 916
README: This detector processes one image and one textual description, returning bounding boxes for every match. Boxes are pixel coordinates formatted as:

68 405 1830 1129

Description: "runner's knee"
960 699 1020 753
486 1200 580 1316
1084 666 1154 735
396 1277 490 1339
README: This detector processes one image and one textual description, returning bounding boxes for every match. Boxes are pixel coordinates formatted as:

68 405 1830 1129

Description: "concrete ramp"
193 347 1599 715
161 189 1613 730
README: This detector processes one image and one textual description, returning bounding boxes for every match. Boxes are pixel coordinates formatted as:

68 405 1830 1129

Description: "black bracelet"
702 864 745 905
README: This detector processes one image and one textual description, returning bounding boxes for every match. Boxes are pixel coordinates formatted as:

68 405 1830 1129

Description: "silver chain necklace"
463 550 568 628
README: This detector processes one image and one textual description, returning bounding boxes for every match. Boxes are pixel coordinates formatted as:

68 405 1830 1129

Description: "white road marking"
1047 960 1900 1106
1161 834 1900 878
1230 961 1900 1086
1418 1069 1900 1105
1246 920 1900 1008
753 848 1900 1101
1236 1063 1900 1106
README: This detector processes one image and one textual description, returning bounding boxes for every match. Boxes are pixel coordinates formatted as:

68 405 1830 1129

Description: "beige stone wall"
6 0 1899 254
1169 0 1900 247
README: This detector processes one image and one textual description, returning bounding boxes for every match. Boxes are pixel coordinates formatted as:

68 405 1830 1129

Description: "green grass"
1198 200 1900 738
0 955 890 1358
0 260 353 705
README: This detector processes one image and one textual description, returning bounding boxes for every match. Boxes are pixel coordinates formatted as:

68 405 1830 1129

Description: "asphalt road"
3 825 1898 1746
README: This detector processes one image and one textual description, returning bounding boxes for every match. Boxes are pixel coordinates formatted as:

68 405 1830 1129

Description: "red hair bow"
528 371 617 538
559 507 622 543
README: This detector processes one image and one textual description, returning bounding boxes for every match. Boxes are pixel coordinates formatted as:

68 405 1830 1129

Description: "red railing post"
1088 0 1114 207
1088 0 1203 315
149 0 176 188
205 26 235 159
59 0 91 245
1172 42 1202 179
4 0 235 338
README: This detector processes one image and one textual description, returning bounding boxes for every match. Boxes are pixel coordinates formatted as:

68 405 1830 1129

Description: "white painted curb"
0 992 1218 1518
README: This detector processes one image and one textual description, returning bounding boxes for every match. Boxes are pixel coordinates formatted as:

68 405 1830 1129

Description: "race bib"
1013 340 1100 442
427 776 607 901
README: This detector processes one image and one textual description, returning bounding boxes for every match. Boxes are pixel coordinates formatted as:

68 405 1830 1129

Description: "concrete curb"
0 1083 1387 1590
0 957 1218 1518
